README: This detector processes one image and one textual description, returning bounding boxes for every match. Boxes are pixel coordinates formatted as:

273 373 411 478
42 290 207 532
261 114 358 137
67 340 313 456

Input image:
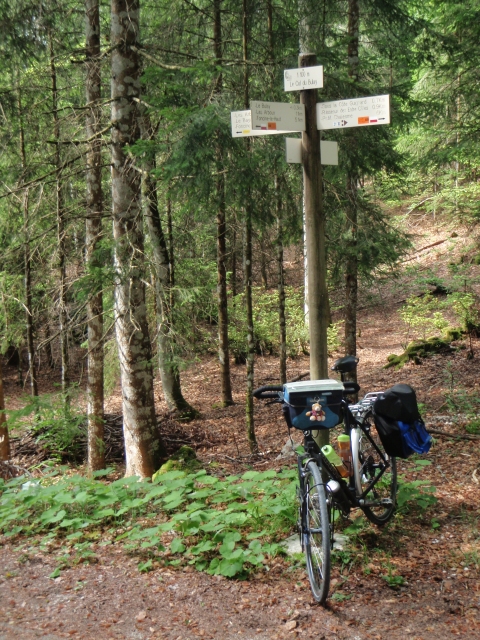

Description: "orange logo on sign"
358 116 369 124
267 122 277 130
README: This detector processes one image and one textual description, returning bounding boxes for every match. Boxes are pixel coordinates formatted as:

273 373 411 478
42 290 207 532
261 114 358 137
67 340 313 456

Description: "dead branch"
427 427 480 441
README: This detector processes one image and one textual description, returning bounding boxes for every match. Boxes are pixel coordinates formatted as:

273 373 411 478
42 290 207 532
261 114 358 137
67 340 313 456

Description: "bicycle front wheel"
351 410 397 525
302 461 331 604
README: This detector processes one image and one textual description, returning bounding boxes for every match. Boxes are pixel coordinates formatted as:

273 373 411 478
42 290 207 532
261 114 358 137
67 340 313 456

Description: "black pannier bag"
372 384 431 459
282 380 344 431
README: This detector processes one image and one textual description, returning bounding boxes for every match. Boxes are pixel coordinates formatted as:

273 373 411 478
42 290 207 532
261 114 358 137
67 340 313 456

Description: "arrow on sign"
317 95 390 130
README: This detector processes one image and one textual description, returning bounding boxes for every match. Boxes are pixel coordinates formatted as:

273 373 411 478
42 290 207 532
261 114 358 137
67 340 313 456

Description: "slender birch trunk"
86 0 105 471
111 0 165 477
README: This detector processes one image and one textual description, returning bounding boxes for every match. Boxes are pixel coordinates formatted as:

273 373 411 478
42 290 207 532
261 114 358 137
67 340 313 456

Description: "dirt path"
1 533 478 640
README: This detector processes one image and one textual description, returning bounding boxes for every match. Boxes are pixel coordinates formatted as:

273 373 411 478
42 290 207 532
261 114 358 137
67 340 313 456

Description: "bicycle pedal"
359 498 393 506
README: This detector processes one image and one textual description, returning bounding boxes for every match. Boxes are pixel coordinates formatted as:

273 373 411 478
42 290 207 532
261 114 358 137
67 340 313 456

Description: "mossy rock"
152 445 202 480
385 337 453 369
444 327 463 341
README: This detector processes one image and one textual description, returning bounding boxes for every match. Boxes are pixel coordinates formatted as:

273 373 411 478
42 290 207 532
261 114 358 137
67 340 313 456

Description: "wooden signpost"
230 57 390 385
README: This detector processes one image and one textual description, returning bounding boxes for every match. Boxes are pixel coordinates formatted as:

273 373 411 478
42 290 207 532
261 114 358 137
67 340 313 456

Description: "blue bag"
398 419 432 457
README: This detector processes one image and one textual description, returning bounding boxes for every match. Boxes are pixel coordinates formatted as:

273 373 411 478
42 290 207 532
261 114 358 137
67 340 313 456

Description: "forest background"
0 0 479 478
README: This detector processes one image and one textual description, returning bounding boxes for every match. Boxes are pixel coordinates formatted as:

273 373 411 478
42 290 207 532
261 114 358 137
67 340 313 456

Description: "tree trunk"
344 0 359 388
17 84 38 398
214 0 233 407
23 189 38 397
231 216 237 299
243 0 257 453
86 0 105 472
260 232 268 290
111 0 165 477
275 173 287 385
140 120 197 418
0 358 10 461
49 35 70 397
166 193 175 310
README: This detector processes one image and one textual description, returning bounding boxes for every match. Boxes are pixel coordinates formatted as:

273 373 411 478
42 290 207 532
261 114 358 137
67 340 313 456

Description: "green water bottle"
321 444 349 478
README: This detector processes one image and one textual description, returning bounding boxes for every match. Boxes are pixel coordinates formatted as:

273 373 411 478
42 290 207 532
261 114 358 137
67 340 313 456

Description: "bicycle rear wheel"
351 410 397 525
302 461 331 604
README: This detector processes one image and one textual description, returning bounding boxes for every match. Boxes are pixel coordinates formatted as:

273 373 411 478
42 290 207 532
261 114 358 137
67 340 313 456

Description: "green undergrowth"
0 467 297 578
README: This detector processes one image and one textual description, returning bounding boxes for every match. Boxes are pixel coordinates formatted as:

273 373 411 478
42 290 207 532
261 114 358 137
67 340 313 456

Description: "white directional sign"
284 65 323 92
231 110 262 137
250 100 305 132
231 110 297 137
316 94 390 130
285 139 338 166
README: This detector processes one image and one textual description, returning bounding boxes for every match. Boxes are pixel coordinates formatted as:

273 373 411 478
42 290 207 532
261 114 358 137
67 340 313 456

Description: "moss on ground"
152 445 202 480
384 335 457 369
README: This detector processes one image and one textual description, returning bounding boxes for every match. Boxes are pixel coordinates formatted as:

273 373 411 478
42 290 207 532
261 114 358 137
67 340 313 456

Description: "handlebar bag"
282 380 344 430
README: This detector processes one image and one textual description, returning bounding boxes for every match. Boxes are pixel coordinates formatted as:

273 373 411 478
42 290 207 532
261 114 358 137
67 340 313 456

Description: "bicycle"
253 355 397 604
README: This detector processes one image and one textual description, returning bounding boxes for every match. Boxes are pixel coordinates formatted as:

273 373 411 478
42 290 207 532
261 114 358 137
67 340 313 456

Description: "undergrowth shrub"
6 392 85 461
0 468 297 578
228 287 341 361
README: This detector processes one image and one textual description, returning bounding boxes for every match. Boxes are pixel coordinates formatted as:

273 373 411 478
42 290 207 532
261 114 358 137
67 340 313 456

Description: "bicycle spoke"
353 413 397 525
302 461 331 604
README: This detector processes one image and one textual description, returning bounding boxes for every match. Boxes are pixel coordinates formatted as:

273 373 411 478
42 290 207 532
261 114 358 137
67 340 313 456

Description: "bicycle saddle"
332 355 359 373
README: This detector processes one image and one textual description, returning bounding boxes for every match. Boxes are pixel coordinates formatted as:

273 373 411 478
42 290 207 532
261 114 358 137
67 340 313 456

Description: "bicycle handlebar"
252 385 283 400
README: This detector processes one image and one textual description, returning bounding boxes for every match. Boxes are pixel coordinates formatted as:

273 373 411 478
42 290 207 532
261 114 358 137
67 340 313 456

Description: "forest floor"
1 212 480 639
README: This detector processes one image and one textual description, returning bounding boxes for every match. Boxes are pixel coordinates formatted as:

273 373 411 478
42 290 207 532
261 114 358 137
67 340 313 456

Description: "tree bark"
0 358 10 461
213 0 233 407
111 0 165 477
17 84 38 397
23 189 38 397
140 120 197 418
166 193 175 310
230 216 237 299
49 36 69 397
86 0 105 472
344 0 359 388
275 173 287 385
243 0 257 453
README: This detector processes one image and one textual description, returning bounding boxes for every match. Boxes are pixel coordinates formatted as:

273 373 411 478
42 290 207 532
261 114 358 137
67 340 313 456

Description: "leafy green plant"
331 592 352 602
396 477 437 512
5 393 86 461
381 563 405 589
0 468 297 578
